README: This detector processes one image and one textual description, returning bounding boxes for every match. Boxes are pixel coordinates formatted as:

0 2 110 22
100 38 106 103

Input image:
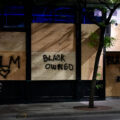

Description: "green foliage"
96 73 101 80
96 84 103 90
88 32 99 47
104 36 115 47
97 73 101 77
106 0 120 4
96 66 102 80
110 19 117 24
97 6 107 13
88 32 115 49
99 22 106 27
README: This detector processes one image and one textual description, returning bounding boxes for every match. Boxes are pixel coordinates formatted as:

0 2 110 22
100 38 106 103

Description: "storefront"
0 1 105 104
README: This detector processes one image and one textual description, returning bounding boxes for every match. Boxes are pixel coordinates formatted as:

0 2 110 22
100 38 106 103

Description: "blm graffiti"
0 56 20 79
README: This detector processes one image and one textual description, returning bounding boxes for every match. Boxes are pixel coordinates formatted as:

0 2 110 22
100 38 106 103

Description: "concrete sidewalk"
0 100 120 118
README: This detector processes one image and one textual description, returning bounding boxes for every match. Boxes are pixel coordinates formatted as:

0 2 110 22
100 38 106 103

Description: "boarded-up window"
0 32 26 80
31 23 76 80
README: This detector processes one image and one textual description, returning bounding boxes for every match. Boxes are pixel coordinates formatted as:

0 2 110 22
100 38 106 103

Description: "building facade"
0 0 119 104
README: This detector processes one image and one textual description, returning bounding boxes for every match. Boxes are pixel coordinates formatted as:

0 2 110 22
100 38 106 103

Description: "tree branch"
98 0 112 10
106 3 120 25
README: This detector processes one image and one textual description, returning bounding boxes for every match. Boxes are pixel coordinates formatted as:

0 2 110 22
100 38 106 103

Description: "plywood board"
0 32 26 52
31 23 76 80
107 24 120 51
0 52 26 80
106 52 120 97
32 23 75 52
0 32 26 80
32 52 75 80
81 24 103 80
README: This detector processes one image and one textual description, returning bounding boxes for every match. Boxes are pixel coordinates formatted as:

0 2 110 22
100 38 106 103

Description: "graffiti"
43 54 65 62
0 56 20 79
43 54 74 71
45 63 74 71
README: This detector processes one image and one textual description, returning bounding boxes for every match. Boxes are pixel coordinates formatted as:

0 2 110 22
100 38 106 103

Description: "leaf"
88 32 99 47
90 33 99 40
99 22 106 27
96 73 102 80
97 73 101 77
96 85 99 89
110 19 117 24
96 84 103 90
104 36 115 48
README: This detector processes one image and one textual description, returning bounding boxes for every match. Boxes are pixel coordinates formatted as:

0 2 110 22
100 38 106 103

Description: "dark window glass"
0 6 24 28
82 8 102 24
32 7 75 23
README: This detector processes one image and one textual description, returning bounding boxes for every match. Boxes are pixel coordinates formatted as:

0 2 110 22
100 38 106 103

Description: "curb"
23 110 120 117
0 110 120 118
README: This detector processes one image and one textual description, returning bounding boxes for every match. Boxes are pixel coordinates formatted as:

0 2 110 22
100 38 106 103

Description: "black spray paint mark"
0 56 20 79
43 54 74 71
43 54 65 62
45 63 74 71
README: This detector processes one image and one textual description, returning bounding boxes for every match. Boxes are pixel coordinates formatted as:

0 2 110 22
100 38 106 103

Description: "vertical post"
24 0 32 103
74 1 81 100
24 0 32 81
0 56 2 67
102 47 105 99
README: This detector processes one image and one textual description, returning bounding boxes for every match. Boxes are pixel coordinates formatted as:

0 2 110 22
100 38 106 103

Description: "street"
0 114 120 120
